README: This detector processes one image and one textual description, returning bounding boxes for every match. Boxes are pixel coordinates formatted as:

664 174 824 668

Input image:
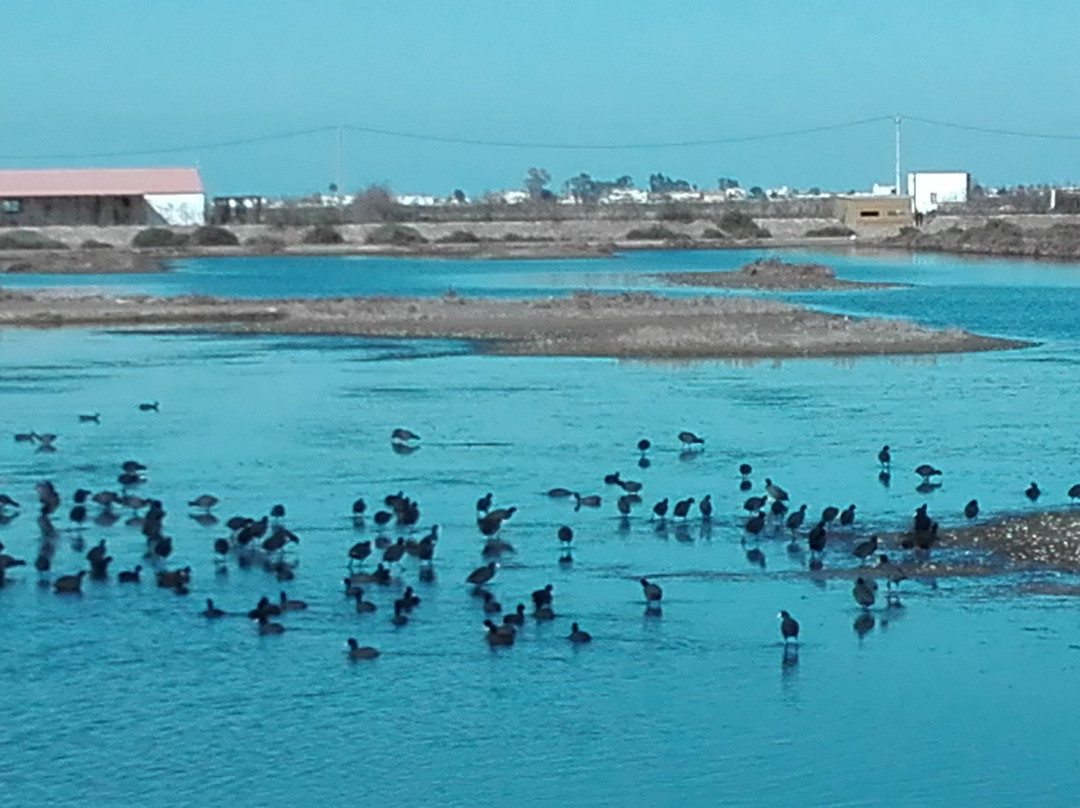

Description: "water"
2 250 1080 806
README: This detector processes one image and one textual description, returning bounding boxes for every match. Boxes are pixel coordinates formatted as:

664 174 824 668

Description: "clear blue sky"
3 0 1080 197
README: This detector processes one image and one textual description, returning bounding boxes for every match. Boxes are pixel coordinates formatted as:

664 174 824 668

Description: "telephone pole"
337 124 345 200
894 114 902 196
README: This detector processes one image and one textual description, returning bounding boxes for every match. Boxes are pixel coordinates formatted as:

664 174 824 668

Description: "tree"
452 189 467 204
566 173 600 203
649 173 693 194
748 186 766 199
718 177 740 191
524 168 551 200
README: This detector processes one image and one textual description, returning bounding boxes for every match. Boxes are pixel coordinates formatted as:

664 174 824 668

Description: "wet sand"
0 289 1030 359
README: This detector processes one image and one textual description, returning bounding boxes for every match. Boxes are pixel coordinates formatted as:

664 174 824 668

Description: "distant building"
871 183 897 196
836 196 914 227
600 188 649 204
907 171 970 214
0 167 205 226
395 194 440 207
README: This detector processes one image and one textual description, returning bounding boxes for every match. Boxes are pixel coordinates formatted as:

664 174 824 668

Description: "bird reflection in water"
854 612 875 639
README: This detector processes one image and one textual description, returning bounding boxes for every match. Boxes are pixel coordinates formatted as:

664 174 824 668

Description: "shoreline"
0 288 1031 360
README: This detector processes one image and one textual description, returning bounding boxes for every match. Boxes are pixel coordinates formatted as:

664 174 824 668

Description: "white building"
600 188 649 204
907 171 970 214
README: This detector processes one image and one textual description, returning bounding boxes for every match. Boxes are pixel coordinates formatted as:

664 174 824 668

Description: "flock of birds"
4 417 1080 662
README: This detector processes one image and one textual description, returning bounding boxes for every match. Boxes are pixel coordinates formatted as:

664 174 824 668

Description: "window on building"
1 199 21 214
859 210 881 218
930 193 938 204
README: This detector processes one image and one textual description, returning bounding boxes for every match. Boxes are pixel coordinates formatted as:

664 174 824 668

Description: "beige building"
836 196 913 227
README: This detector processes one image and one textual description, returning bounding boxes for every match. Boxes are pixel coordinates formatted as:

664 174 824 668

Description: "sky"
4 1 1080 197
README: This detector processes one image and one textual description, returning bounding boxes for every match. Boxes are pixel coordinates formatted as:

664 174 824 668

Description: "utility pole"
337 124 345 202
894 114 902 196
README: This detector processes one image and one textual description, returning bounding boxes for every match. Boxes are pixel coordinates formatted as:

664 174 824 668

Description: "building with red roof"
0 167 205 227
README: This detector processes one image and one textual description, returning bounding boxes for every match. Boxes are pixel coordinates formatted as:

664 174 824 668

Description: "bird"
1069 485 1080 502
348 540 372 564
138 401 160 412
270 504 286 519
391 600 409 626
915 464 942 482
54 570 86 594
652 498 669 519
484 620 515 646
531 584 554 610
764 479 789 502
568 622 592 643
672 497 695 519
117 565 142 583
677 431 704 448
280 591 308 611
739 463 753 477
503 604 526 626
821 506 840 523
964 499 980 519
573 494 601 510
839 505 856 526
0 493 19 510
382 537 407 564
353 590 377 613
546 487 575 498
346 638 379 659
699 495 713 521
779 610 799 644
616 495 632 515
785 504 807 533
640 577 663 604
745 511 766 538
807 521 827 554
770 499 788 518
78 413 100 424
557 525 573 545
476 492 493 513
853 535 879 563
853 577 877 609
877 554 907 593
188 494 219 510
748 495 770 513
466 562 496 587
481 590 502 614
637 438 651 453
391 428 419 442
878 445 891 468
203 599 226 618
1025 482 1041 502
256 615 285 635
351 497 367 516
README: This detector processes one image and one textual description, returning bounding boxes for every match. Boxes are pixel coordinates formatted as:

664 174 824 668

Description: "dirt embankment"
657 258 903 291
885 219 1080 259
0 289 1030 359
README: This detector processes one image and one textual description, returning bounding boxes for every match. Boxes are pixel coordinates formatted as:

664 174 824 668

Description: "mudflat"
657 258 903 291
0 289 1030 359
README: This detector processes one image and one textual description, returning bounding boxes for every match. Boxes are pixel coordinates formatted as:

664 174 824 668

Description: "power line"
907 115 1080 142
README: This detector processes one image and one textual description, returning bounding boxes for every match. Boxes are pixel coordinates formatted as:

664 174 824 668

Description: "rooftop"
0 167 204 197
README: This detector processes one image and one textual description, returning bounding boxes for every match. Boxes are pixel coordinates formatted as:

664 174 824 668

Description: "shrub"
132 228 188 248
437 229 482 244
301 224 345 245
365 223 428 246
805 225 855 238
657 202 696 223
81 239 114 249
0 229 68 250
717 211 771 239
190 225 239 246
700 228 727 240
624 224 686 241
245 235 286 252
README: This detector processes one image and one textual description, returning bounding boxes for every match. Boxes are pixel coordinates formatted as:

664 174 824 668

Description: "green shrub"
366 223 428 246
0 229 68 250
132 228 188 248
700 228 727 240
81 239 114 249
624 224 687 241
437 230 482 244
717 211 771 239
805 225 855 238
190 225 239 246
301 224 345 245
657 202 696 223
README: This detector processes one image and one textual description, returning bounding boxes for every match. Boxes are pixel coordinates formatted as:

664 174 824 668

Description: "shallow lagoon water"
3 252 1080 806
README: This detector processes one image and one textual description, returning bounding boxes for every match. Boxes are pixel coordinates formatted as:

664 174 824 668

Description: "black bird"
779 610 799 644
699 495 713 521
138 401 159 412
785 504 807 533
36 482 60 517
672 497 694 519
764 479 789 502
637 438 651 453
913 504 932 534
531 584 553 609
652 498 669 519
0 494 19 510
964 499 979 519
745 511 766 538
476 492 493 513
839 505 856 526
1069 485 1080 502
270 504 286 519
1025 482 1041 502
604 471 622 486
821 506 839 523
118 565 141 583
807 521 827 554
351 498 367 516
69 505 87 527
853 577 877 609
915 464 942 482
744 495 767 513
616 495 632 515
373 510 393 527
640 578 662 604
678 431 704 448
878 445 891 468
739 463 752 477
770 499 788 518
213 538 231 557
853 535 879 563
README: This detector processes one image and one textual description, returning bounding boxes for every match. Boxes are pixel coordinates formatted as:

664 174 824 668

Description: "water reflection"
854 612 876 638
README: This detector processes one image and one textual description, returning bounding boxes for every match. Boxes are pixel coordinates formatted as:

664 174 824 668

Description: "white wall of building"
907 172 969 214
146 193 206 225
